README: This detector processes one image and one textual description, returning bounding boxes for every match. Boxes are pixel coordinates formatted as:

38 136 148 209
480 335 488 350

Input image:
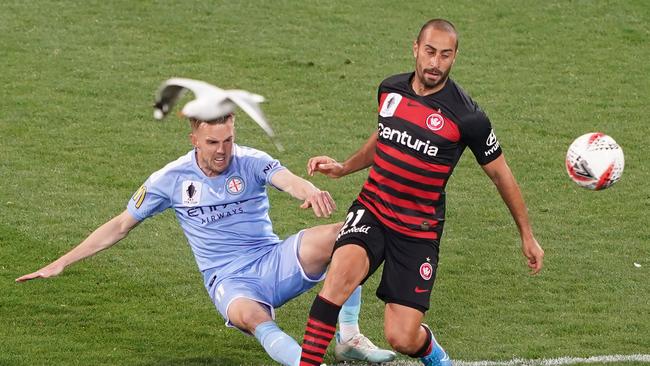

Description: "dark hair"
189 113 234 130
417 19 458 49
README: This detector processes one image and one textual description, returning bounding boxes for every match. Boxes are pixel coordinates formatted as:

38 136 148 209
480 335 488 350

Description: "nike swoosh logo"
414 287 429 293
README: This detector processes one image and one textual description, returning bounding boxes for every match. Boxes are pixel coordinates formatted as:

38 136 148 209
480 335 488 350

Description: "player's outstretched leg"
229 298 303 366
299 244 369 365
254 320 302 366
417 324 451 366
335 286 396 363
300 295 340 366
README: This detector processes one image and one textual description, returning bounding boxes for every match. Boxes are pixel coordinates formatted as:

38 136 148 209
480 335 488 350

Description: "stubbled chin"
212 159 228 170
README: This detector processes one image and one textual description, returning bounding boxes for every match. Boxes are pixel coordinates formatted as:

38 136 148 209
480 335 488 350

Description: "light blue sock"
338 285 362 342
254 321 301 366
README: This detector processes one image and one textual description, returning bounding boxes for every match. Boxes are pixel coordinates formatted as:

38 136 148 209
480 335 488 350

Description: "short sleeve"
245 149 285 186
461 111 503 165
126 176 172 221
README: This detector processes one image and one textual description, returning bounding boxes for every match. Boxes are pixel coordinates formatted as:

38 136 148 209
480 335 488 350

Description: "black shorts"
334 200 440 313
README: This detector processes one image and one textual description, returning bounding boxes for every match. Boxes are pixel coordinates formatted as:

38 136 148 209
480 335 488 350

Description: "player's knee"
329 221 344 234
305 223 347 267
384 320 423 355
320 225 341 257
227 301 271 333
320 222 343 250
385 329 421 355
302 222 342 256
233 310 267 333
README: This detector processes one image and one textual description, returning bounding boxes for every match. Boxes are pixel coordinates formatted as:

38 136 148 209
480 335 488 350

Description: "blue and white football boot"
420 324 452 366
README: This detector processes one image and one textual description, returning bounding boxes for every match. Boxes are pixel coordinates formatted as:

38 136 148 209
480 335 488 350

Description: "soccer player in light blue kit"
16 113 395 365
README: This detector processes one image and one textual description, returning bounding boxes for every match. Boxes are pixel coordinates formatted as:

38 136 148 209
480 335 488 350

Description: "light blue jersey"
126 144 286 274
123 143 365 362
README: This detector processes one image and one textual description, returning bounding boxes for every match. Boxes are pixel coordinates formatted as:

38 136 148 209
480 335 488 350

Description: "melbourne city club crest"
182 180 202 206
226 176 245 195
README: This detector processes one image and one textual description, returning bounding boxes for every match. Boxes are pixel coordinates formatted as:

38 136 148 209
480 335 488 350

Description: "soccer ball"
566 132 624 190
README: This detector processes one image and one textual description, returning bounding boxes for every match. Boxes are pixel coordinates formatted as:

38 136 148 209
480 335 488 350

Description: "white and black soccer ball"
566 132 624 190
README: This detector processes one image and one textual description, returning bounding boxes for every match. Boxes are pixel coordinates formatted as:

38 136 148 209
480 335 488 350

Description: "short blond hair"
188 113 235 131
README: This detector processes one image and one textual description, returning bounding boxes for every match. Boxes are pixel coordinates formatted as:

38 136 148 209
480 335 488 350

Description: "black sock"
299 295 342 365
409 324 433 358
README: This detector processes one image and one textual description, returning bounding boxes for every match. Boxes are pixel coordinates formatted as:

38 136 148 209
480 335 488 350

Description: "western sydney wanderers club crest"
420 259 433 281
425 113 445 131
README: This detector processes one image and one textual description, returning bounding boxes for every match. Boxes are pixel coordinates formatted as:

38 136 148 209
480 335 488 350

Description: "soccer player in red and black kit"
298 19 544 366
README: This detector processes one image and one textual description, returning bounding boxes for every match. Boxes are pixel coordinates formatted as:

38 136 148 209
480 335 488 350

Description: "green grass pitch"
1 1 648 365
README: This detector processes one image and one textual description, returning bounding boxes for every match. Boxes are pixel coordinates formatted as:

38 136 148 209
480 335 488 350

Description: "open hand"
16 263 65 283
307 156 345 178
300 190 336 218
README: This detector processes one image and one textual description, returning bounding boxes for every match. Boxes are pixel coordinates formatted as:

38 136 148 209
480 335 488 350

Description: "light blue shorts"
201 230 325 329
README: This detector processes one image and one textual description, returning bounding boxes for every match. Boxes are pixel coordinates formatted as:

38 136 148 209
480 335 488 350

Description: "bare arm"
270 169 336 218
16 210 141 282
481 155 544 274
307 131 377 178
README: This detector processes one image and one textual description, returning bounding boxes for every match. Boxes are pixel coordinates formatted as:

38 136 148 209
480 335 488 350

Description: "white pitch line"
453 354 650 366
332 354 650 366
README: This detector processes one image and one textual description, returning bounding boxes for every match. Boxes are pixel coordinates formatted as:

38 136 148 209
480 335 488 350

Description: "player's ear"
412 39 418 58
189 132 198 148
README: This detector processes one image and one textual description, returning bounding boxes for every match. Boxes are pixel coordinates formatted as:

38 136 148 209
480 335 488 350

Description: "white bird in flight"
153 77 283 151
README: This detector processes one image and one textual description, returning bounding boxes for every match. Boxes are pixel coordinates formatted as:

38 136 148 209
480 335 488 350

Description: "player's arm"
481 155 544 274
307 131 377 178
270 169 336 218
16 210 140 282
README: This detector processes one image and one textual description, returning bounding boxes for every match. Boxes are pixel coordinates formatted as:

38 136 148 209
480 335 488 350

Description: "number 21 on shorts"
341 209 365 232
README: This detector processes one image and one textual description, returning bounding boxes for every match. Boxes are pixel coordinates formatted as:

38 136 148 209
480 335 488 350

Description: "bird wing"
227 90 284 151
153 78 224 120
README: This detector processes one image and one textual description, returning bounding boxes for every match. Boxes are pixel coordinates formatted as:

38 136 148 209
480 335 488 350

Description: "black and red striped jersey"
357 72 503 240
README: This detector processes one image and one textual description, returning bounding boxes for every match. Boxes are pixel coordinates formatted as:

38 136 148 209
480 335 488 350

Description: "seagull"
153 77 283 151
